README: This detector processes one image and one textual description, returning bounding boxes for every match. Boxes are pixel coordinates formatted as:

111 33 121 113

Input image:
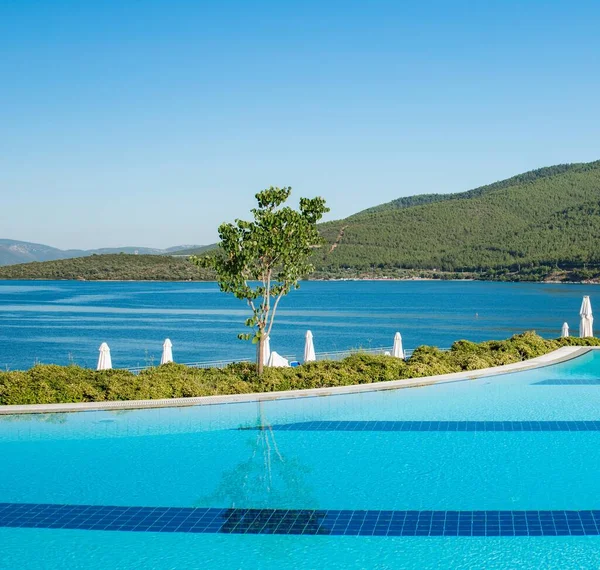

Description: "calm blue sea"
0 279 594 370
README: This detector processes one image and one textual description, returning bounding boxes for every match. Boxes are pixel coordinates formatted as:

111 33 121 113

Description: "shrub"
1 332 600 406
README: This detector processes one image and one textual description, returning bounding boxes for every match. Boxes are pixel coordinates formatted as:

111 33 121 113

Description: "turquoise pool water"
2 351 600 568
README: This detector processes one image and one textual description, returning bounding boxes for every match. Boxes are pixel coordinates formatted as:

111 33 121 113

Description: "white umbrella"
580 296 594 338
392 332 404 359
267 351 290 368
304 330 316 363
161 338 173 364
561 322 569 338
260 335 271 366
97 342 112 370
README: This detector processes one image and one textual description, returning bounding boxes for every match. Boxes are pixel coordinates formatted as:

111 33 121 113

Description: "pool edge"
0 346 592 415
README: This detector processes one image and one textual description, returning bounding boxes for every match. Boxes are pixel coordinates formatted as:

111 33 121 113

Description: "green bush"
1 332 599 406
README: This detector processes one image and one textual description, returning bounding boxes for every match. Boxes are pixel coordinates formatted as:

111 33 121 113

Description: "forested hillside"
0 254 214 281
317 160 600 277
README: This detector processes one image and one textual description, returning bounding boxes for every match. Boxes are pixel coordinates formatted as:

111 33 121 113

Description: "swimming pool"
2 349 600 569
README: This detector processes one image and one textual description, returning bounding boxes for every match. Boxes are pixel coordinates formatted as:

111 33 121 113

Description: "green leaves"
254 186 292 210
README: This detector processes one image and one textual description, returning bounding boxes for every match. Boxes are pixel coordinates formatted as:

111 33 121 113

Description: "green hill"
316 159 600 280
0 254 214 281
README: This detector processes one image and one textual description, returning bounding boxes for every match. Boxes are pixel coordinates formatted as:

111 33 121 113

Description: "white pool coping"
0 346 593 415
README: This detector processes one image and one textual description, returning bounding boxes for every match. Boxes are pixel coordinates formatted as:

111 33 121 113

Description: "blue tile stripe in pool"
1 504 600 536
534 378 600 385
242 420 600 432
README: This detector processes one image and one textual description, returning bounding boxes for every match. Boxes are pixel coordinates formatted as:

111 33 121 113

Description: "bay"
0 279 594 371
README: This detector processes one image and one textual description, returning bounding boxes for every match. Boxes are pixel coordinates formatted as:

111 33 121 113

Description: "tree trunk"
257 335 265 376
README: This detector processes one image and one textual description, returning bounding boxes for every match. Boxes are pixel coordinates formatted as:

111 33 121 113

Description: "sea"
0 279 594 371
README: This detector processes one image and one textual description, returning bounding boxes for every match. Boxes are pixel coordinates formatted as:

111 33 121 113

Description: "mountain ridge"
351 160 600 217
0 239 205 267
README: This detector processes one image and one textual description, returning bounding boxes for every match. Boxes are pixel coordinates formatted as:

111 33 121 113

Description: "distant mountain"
0 239 83 266
0 240 205 267
169 244 218 256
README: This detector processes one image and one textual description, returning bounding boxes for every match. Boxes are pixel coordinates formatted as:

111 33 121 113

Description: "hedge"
1 332 599 406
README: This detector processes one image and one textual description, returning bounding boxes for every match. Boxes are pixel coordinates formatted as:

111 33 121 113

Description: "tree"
193 186 328 374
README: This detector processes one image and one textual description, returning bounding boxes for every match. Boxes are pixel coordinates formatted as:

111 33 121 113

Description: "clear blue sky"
1 0 599 250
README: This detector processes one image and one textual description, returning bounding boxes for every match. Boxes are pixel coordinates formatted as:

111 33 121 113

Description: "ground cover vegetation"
1 332 598 406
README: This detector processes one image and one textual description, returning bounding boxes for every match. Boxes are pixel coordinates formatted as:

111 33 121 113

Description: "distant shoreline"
0 276 598 285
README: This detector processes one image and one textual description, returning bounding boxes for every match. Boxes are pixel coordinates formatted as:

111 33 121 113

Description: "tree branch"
266 289 286 337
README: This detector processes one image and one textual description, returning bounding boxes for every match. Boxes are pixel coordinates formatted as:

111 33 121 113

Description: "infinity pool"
2 350 600 569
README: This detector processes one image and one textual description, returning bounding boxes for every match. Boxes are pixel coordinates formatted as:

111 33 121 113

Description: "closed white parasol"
161 338 173 364
260 335 271 366
304 330 316 363
580 296 594 338
392 332 404 359
97 342 112 370
263 337 271 363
